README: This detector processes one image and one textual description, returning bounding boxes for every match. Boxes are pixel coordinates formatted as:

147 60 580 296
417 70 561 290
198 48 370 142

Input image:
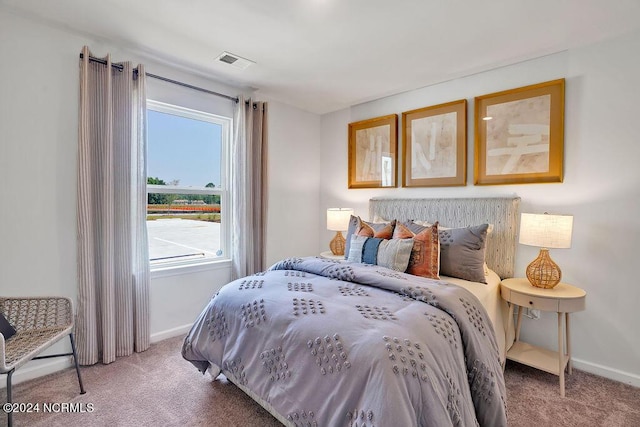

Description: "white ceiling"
3 0 640 114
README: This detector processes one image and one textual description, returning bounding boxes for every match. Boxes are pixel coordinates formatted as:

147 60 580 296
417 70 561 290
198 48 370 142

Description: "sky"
147 110 222 187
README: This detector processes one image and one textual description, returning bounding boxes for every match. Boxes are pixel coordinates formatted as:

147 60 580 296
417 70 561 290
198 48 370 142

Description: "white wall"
265 101 321 266
319 31 640 386
0 8 244 383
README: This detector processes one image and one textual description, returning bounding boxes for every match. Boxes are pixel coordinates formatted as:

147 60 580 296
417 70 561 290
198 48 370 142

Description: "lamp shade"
519 213 573 249
326 208 353 231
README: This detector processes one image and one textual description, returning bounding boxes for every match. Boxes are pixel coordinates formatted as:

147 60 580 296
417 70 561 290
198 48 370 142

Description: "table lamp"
519 212 573 288
326 208 354 256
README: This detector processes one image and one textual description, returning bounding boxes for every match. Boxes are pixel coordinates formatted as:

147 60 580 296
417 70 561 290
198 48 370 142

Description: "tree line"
147 177 220 205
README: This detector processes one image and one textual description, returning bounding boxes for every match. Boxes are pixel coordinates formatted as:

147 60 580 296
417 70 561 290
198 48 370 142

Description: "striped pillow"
347 235 368 263
376 238 414 272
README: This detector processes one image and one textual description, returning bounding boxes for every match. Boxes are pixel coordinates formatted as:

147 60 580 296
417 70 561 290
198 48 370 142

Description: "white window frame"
146 99 231 272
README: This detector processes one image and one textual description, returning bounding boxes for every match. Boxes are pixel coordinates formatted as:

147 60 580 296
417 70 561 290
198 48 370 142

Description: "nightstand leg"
566 312 572 375
507 303 515 341
515 305 524 342
503 303 515 372
558 312 565 397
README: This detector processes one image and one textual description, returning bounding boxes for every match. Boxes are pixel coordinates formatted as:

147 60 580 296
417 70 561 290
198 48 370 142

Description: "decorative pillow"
357 218 395 239
438 224 490 283
344 215 395 259
347 235 368 263
0 312 16 340
372 214 390 223
376 238 414 272
413 220 494 236
393 222 440 279
362 237 383 265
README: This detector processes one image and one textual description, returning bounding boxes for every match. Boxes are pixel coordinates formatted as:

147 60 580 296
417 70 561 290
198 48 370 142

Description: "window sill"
150 258 232 279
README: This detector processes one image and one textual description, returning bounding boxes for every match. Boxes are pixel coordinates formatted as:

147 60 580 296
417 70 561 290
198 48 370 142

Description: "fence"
147 204 221 214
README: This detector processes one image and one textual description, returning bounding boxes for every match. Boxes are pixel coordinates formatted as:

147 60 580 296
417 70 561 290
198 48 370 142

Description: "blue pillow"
362 238 383 264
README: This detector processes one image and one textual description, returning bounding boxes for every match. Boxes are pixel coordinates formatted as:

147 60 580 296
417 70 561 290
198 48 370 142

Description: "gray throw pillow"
438 224 489 283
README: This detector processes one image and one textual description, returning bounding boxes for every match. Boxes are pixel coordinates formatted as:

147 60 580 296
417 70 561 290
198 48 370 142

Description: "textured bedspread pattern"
182 257 507 426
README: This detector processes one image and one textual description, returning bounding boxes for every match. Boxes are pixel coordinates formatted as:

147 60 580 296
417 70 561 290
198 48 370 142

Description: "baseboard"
150 323 193 343
1 324 194 389
0 358 72 389
572 357 640 388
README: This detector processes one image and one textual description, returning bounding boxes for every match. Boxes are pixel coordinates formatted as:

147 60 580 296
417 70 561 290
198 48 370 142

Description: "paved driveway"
147 218 221 262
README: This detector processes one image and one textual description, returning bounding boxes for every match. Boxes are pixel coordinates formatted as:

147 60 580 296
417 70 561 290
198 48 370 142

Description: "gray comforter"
182 257 507 426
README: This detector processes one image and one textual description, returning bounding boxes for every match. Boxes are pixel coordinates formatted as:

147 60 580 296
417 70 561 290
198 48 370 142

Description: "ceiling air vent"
215 51 255 70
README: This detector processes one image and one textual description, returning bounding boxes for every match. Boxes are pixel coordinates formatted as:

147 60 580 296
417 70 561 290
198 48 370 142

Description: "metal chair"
1 297 85 427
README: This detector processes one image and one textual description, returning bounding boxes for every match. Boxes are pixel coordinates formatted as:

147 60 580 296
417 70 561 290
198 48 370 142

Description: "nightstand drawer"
509 291 559 312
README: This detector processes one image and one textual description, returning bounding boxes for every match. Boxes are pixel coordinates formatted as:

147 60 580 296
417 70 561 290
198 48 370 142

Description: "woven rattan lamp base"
329 231 346 256
526 248 562 288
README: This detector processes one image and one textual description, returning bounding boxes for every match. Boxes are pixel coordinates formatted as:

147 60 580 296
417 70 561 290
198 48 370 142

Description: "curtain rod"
79 53 240 103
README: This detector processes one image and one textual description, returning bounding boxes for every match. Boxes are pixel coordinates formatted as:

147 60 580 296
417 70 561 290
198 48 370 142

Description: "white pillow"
413 220 494 235
347 235 368 263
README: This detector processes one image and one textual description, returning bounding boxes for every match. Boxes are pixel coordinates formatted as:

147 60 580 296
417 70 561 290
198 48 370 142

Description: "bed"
182 197 520 426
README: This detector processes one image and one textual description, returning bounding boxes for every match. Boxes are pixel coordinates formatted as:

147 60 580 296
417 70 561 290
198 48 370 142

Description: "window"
146 100 231 269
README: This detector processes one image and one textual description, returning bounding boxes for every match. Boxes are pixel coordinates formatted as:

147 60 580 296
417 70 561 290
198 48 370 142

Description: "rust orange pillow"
356 217 395 240
392 221 440 279
344 216 396 259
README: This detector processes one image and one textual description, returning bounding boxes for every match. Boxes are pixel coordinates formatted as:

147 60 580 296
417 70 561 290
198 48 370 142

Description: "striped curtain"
231 97 268 279
76 46 150 365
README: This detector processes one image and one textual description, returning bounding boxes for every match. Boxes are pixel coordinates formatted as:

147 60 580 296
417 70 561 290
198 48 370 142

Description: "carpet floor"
2 335 639 426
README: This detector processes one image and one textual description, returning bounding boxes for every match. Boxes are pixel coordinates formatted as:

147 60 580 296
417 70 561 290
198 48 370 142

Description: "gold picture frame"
402 99 467 187
474 79 565 185
348 114 398 188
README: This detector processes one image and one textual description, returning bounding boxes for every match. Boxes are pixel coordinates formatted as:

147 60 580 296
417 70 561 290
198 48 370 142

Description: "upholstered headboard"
369 197 520 279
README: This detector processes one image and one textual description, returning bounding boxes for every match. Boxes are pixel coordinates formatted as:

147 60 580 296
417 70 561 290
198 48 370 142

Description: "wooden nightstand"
501 278 586 397
319 251 344 260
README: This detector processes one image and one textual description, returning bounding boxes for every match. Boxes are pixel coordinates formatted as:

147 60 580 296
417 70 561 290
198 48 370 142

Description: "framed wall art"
402 99 467 187
348 114 398 188
474 79 565 185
